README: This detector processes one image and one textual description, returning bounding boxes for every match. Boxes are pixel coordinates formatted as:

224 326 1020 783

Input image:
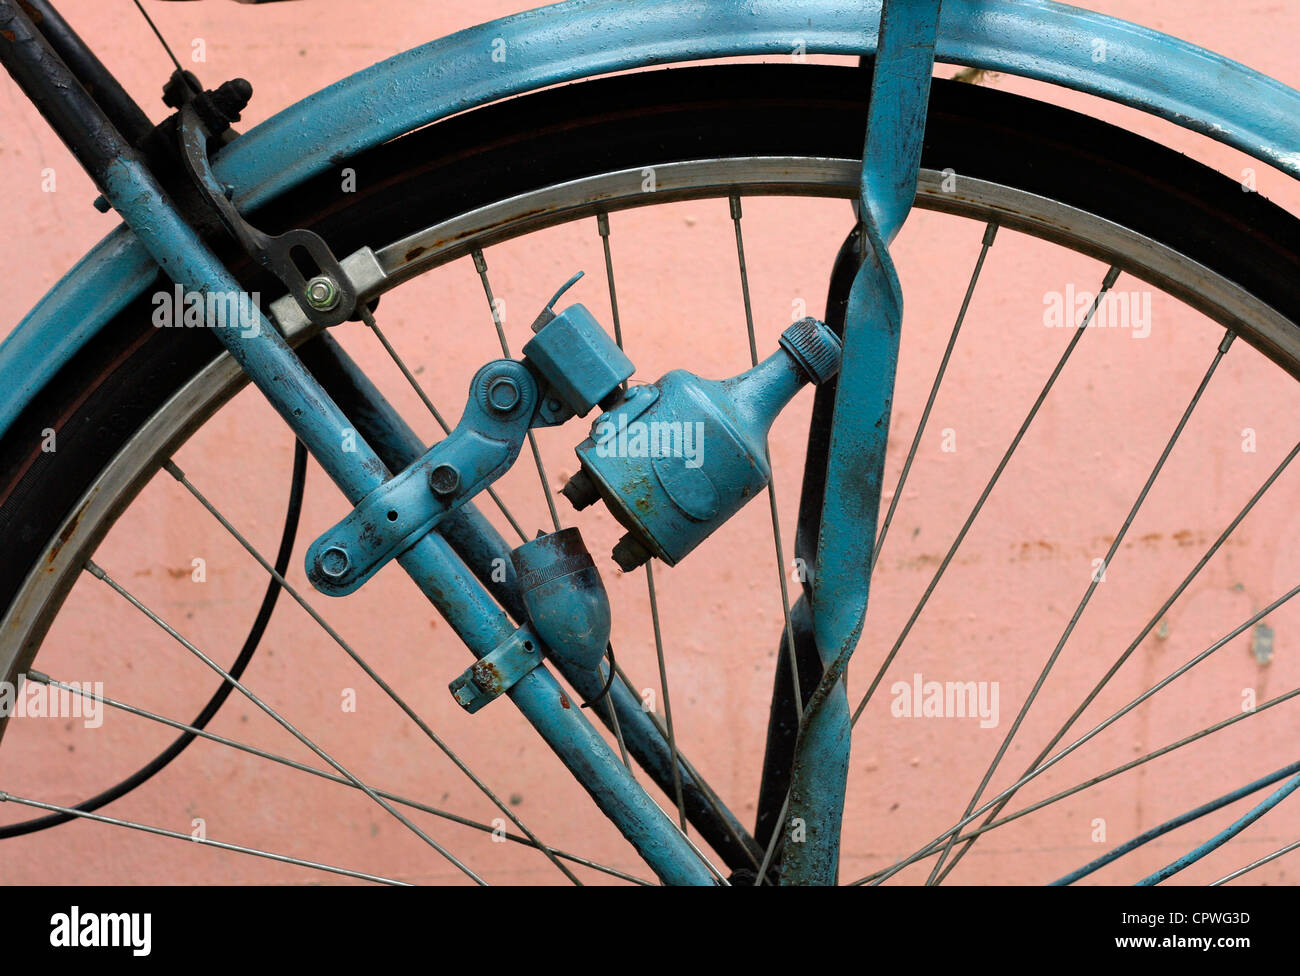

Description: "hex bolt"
318 545 350 579
429 463 461 496
305 275 340 311
612 532 652 571
486 376 522 412
560 469 601 510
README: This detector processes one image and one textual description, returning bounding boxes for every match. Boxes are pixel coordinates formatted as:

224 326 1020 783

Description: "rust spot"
473 660 503 693
47 509 82 564
403 245 427 262
0 30 15 42
17 0 43 23
559 692 571 709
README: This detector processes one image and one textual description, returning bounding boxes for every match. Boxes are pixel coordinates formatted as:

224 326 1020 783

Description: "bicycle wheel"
2 64 1299 884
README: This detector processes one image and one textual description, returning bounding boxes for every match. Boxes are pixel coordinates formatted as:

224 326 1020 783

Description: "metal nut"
486 376 522 412
318 545 350 579
305 275 340 311
429 463 461 496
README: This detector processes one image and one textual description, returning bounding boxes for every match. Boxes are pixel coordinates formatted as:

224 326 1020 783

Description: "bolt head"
429 463 461 496
612 533 652 572
318 546 350 579
487 376 522 412
305 276 340 311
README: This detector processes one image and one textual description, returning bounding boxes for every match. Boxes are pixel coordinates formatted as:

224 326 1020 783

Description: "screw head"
305 275 340 311
318 545 350 579
486 376 522 412
429 463 461 496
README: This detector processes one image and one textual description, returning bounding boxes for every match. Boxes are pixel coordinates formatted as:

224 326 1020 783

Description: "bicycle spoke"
595 214 627 372
594 212 704 841
753 791 790 886
471 248 562 531
872 222 998 571
591 213 637 777
646 563 688 832
26 670 652 885
0 791 409 886
928 437 1300 882
1212 838 1300 886
1051 760 1300 885
849 683 1300 883
864 578 1300 884
358 303 528 542
603 678 634 773
849 265 1121 729
975 686 1300 853
605 660 760 871
929 328 1236 883
730 194 802 717
82 559 487 885
162 460 582 884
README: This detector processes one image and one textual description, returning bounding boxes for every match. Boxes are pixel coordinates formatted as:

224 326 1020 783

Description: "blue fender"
2 0 1298 439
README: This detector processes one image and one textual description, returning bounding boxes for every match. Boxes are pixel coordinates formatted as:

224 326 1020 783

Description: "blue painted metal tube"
1134 772 1300 886
95 158 713 886
782 0 942 885
1050 760 1300 886
304 332 761 868
6 0 1300 442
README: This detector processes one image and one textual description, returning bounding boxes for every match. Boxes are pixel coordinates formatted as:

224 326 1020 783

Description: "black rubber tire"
3 63 1300 633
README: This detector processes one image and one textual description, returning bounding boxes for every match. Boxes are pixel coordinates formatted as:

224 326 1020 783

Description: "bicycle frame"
2 0 1299 884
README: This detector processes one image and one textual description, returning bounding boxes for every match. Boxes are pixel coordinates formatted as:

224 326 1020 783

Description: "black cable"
0 440 308 838
131 0 184 74
579 644 616 709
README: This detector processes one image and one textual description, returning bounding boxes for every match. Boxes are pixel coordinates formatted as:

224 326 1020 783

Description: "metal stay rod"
0 0 713 886
780 0 944 885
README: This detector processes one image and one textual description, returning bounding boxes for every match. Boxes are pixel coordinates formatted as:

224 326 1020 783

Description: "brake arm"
177 100 358 327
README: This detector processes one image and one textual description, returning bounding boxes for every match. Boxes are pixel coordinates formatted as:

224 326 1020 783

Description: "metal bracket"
268 247 386 333
304 290 634 597
305 358 541 595
449 625 545 712
177 102 357 327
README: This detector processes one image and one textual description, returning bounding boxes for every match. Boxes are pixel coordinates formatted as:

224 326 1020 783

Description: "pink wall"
1 1 1299 885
